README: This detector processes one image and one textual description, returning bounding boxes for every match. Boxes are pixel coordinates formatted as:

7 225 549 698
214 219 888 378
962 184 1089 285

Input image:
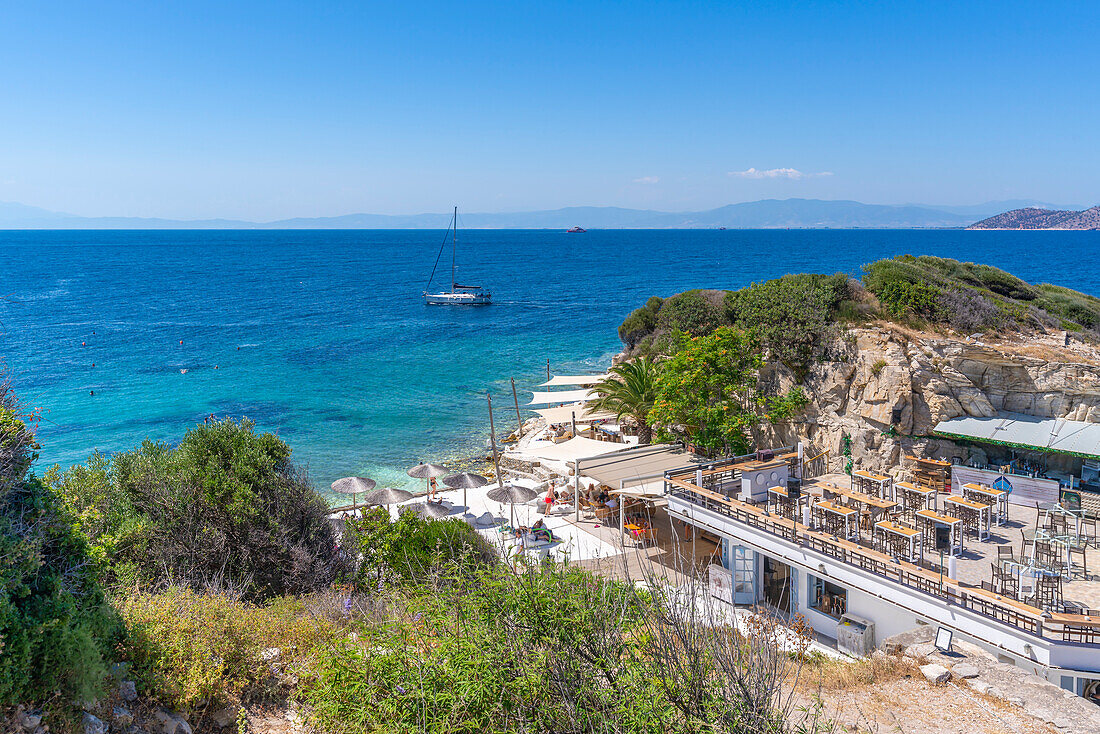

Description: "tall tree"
648 328 807 455
589 357 662 444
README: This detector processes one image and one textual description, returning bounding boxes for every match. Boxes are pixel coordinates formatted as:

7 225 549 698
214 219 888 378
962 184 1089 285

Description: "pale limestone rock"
951 663 980 679
920 663 951 684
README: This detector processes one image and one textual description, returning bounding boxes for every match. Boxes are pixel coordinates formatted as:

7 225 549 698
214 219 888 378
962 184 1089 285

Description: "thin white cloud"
728 167 832 180
632 176 660 184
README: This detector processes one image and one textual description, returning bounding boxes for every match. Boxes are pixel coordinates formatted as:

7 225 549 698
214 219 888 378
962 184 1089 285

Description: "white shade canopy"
528 389 594 406
519 435 630 464
534 403 615 425
538 374 607 387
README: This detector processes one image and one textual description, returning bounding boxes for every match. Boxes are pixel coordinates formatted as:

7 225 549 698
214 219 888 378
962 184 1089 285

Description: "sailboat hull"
424 291 492 305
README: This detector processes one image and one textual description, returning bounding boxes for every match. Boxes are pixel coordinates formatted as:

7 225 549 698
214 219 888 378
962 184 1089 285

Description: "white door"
730 545 757 605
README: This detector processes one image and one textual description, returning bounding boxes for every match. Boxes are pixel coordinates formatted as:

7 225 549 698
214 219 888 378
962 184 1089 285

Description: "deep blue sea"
2 229 1098 498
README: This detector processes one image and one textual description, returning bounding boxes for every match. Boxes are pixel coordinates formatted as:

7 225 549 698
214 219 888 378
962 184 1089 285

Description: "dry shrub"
796 652 918 692
118 587 347 718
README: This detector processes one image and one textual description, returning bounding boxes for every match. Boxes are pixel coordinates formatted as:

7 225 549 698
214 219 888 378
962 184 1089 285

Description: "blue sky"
1 1 1097 219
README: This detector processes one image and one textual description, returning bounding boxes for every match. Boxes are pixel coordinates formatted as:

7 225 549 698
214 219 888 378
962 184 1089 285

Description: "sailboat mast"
450 206 457 292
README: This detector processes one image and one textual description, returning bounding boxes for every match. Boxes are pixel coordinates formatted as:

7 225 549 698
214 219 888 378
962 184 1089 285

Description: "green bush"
48 418 346 601
655 290 726 336
0 382 121 706
725 273 850 379
345 509 497 585
618 296 664 348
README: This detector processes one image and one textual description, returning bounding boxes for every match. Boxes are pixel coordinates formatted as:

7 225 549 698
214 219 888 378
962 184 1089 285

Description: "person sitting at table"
596 488 610 504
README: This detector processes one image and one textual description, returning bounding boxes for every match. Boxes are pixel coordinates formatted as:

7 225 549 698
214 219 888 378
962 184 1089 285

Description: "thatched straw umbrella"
400 501 451 520
407 462 448 496
331 476 377 510
443 472 489 515
362 486 415 511
487 483 538 528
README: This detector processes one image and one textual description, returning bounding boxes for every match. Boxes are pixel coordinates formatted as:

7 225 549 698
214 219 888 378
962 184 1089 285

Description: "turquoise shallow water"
2 229 1098 498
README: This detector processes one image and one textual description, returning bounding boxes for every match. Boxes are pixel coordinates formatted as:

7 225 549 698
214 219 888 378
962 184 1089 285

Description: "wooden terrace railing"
664 476 1096 645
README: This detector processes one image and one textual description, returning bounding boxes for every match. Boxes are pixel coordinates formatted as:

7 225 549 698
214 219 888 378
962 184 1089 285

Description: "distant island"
969 204 1100 230
0 197 1086 230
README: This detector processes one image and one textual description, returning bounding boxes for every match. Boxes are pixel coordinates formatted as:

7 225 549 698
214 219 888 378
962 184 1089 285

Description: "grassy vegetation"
862 255 1100 334
618 256 1100 371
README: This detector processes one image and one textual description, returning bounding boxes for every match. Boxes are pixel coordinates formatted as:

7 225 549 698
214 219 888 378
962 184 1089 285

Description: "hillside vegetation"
619 256 1100 370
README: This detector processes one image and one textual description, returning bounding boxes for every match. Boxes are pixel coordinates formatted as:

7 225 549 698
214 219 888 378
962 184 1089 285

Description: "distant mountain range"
968 205 1100 230
0 198 1088 230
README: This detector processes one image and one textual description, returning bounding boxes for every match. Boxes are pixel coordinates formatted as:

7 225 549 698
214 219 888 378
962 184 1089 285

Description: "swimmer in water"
89 390 95 396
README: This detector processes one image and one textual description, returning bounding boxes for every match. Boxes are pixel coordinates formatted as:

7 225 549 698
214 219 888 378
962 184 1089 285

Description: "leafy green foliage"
725 273 850 379
589 357 663 443
618 296 663 349
648 328 808 454
0 382 121 706
655 290 725 336
48 418 346 601
344 509 496 585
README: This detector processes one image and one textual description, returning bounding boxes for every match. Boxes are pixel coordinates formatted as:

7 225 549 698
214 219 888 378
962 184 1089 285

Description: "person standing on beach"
429 476 438 502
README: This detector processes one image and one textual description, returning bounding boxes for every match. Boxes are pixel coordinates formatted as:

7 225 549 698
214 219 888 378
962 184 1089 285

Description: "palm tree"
589 357 662 444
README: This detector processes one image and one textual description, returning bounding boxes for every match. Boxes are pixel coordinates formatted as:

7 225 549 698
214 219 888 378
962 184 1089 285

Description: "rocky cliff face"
760 324 1100 476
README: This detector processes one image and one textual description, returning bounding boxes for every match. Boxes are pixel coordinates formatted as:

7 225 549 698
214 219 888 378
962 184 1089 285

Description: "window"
809 575 847 619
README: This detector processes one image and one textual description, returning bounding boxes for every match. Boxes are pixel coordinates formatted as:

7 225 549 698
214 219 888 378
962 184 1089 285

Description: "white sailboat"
423 207 492 305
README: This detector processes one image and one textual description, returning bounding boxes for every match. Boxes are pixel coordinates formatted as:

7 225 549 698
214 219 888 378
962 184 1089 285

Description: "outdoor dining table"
961 482 1008 526
814 500 859 541
1001 559 1060 605
852 469 892 499
894 481 937 513
944 495 992 541
766 485 807 520
874 520 923 563
915 508 964 556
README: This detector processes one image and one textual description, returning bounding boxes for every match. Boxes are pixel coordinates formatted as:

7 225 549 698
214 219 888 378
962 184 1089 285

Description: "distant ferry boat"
423 207 491 306
566 226 586 233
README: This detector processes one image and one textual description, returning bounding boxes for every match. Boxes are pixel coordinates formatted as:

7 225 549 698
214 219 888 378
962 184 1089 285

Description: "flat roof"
582 444 706 496
934 411 1100 460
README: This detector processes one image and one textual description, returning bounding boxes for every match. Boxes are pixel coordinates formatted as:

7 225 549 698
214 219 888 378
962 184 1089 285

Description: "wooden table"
944 495 992 541
852 469 892 499
875 520 923 563
894 481 937 513
814 500 859 540
915 508 964 556
767 484 807 520
961 482 1008 526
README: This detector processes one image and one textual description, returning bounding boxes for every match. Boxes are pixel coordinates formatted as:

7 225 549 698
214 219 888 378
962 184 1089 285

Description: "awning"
528 389 594 405
518 435 630 464
534 403 615 425
934 412 1100 460
538 374 607 387
580 444 706 497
